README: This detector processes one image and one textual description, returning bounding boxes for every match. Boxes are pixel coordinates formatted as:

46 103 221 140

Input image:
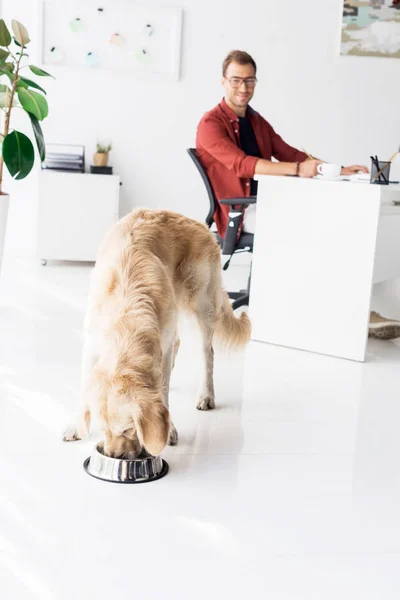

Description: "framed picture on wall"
340 1 400 59
38 0 183 80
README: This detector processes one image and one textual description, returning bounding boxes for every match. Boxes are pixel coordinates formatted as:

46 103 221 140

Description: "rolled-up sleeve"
266 120 308 163
197 116 258 179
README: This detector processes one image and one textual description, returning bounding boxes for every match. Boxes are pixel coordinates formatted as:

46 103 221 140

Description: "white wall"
3 0 400 257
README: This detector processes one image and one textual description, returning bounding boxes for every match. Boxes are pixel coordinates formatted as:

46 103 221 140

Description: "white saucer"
314 175 343 181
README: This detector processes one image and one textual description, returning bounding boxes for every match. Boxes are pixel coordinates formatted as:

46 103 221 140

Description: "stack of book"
41 144 85 172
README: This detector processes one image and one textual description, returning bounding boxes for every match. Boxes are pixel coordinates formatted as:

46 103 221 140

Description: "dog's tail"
213 290 251 349
132 392 170 456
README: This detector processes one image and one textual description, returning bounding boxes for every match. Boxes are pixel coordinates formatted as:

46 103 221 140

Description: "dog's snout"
104 441 121 459
104 437 118 458
104 434 141 459
111 451 125 459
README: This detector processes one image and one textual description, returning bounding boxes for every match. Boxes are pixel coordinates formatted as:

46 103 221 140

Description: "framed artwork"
38 0 183 80
341 1 400 58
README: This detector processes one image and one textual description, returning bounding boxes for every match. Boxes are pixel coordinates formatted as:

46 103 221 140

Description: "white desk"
249 176 400 362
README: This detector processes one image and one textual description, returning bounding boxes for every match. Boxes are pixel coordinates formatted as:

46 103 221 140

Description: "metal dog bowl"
83 442 169 484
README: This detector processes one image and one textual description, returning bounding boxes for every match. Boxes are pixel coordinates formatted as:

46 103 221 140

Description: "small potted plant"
0 18 53 274
93 143 112 167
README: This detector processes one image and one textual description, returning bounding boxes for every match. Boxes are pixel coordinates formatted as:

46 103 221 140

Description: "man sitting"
196 49 400 340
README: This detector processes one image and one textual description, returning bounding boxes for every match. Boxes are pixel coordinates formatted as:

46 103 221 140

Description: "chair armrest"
220 196 257 206
221 208 240 255
220 197 256 255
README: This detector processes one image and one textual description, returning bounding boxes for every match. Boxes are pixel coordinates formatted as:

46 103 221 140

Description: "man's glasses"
225 77 257 89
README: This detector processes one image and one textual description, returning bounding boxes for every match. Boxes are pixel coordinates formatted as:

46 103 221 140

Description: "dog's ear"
134 400 170 456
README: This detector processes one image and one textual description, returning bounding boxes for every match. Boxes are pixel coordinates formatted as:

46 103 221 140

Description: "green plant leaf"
17 87 48 120
0 62 14 73
0 64 15 83
0 49 9 60
0 19 12 47
17 76 47 95
11 20 30 46
2 130 34 180
0 84 8 92
13 37 22 47
28 113 46 161
29 65 54 78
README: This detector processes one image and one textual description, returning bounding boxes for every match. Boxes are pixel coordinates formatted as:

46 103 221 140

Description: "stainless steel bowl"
83 442 169 484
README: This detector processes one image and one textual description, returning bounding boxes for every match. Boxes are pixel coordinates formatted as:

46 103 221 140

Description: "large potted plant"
0 19 52 273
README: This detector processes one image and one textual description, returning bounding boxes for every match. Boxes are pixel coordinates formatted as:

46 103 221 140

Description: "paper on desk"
347 172 370 182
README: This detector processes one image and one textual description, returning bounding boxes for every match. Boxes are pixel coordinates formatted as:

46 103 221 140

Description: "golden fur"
63 208 251 458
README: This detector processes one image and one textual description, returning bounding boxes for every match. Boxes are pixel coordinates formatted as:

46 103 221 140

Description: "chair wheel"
41 259 47 266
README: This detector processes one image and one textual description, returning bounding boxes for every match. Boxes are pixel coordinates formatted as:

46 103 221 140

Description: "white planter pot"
0 193 10 274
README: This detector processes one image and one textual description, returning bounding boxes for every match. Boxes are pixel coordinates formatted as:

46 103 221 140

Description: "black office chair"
187 148 256 310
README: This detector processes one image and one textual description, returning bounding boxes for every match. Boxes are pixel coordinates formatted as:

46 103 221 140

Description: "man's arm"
254 157 321 178
268 121 309 164
258 118 322 177
301 148 368 176
197 115 321 178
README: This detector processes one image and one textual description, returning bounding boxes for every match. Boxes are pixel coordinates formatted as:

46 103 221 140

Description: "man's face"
222 61 257 111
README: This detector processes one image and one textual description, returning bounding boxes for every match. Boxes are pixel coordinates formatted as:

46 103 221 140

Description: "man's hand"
341 165 369 176
298 159 321 178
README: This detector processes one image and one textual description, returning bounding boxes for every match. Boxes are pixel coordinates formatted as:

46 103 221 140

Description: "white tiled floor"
1 256 400 599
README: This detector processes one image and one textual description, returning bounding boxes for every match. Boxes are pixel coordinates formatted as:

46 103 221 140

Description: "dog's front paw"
62 425 82 442
168 423 179 446
196 396 216 411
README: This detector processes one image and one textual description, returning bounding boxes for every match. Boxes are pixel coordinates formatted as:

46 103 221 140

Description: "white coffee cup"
317 163 341 178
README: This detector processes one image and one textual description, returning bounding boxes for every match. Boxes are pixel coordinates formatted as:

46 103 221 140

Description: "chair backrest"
187 148 215 228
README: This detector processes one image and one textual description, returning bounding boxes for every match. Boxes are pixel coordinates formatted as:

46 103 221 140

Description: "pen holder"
370 159 391 185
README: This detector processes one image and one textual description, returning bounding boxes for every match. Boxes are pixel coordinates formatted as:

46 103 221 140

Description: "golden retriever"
63 209 250 458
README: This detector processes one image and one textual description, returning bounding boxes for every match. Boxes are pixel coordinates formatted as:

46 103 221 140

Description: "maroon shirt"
196 98 307 237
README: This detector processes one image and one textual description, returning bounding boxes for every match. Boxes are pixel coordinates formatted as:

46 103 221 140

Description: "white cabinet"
37 171 120 263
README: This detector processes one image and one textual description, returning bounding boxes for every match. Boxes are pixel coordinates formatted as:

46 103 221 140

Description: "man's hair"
222 50 257 77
